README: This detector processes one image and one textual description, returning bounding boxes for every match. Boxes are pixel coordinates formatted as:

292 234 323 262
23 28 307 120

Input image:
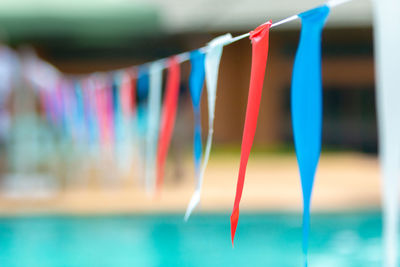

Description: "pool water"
0 212 391 267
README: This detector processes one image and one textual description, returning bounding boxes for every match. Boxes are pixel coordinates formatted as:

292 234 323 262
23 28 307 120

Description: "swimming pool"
0 212 390 266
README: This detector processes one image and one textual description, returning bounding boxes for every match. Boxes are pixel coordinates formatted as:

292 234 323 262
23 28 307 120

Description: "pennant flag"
137 67 150 101
111 75 120 121
57 81 69 138
83 78 99 149
105 77 116 148
0 46 16 96
60 81 74 140
156 56 181 192
145 61 164 193
73 81 86 142
184 33 233 221
290 5 329 266
188 50 206 197
116 70 137 174
39 89 52 124
94 80 107 146
373 0 400 266
112 74 123 143
230 21 272 245
120 70 136 119
66 81 81 142
137 67 150 137
134 68 150 182
54 81 65 130
41 88 58 127
94 77 114 147
112 73 127 173
0 47 17 139
106 78 116 147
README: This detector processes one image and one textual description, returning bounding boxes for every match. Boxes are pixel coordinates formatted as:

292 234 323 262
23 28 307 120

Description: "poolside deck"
0 152 381 215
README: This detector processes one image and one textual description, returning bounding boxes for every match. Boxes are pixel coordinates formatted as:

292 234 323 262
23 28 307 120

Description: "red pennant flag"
156 57 181 192
120 70 137 118
230 21 272 245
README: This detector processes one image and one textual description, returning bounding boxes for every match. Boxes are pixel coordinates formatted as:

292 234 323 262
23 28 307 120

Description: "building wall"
40 27 375 152
211 27 375 151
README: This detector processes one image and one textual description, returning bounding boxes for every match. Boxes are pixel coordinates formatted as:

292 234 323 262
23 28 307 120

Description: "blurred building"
0 0 376 152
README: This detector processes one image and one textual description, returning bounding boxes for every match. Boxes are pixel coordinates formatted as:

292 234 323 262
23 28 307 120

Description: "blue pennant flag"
291 5 330 266
189 50 206 183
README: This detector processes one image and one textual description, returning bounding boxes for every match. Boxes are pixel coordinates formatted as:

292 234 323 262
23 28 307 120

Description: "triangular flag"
136 67 150 138
290 6 329 266
120 70 136 119
184 33 233 221
73 81 86 143
145 61 164 193
135 68 150 183
156 56 181 192
189 50 206 194
82 78 98 149
116 70 137 174
230 21 272 245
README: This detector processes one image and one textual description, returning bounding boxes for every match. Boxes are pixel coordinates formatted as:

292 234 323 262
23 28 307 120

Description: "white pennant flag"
185 33 233 221
145 60 164 193
0 46 18 139
373 1 400 266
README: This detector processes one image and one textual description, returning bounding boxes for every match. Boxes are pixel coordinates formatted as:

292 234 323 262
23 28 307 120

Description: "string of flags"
0 0 398 266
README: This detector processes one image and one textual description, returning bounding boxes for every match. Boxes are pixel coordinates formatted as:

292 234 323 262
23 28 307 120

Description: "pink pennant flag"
94 78 114 147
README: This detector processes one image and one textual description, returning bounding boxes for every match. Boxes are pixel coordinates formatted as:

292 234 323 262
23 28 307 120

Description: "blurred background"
0 0 390 266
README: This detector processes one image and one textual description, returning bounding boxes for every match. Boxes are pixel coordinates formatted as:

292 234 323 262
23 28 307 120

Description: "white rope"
51 0 355 80
139 0 354 69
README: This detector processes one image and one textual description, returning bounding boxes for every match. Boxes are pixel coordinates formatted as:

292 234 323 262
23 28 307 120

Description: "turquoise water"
0 212 389 267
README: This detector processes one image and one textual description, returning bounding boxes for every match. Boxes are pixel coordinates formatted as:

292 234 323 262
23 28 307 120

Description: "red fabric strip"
231 21 272 245
120 70 137 117
95 80 114 147
105 82 115 146
156 57 181 192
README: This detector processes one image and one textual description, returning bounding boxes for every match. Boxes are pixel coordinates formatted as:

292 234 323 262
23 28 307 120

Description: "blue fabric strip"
136 67 149 136
74 81 85 141
112 75 123 144
137 67 149 102
189 50 206 180
291 5 330 267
